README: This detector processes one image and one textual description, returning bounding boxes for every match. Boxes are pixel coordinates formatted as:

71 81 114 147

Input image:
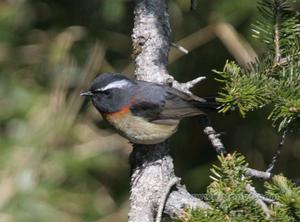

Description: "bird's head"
81 73 137 113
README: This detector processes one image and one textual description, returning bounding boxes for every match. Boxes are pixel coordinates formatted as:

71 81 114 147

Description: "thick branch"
129 143 209 222
129 143 173 222
132 0 171 84
132 0 205 95
155 178 180 222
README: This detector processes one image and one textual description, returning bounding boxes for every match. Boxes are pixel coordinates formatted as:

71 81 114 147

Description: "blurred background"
0 0 300 221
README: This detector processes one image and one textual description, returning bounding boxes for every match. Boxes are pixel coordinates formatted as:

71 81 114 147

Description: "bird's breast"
102 109 178 144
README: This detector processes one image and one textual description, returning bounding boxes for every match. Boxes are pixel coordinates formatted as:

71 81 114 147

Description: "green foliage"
205 154 267 221
215 61 273 116
216 0 300 132
253 0 300 57
265 175 300 221
175 154 300 222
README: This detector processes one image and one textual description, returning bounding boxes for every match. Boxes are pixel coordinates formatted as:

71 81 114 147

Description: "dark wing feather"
130 81 217 125
158 87 206 119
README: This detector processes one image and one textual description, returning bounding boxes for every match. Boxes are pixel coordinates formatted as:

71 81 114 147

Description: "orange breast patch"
102 105 131 118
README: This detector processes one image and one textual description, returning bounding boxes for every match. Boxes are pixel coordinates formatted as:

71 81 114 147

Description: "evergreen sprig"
216 0 300 132
206 154 267 221
175 154 300 222
215 61 273 117
176 153 267 221
253 0 300 62
265 175 300 221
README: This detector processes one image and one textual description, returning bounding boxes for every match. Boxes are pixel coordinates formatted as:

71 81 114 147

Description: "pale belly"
105 112 178 144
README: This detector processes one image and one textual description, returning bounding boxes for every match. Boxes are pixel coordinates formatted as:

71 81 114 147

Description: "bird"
80 73 218 145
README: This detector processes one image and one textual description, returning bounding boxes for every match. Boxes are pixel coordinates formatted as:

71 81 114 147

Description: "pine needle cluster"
175 153 300 222
216 0 300 132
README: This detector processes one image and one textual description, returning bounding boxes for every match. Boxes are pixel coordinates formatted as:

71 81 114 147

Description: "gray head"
81 73 137 113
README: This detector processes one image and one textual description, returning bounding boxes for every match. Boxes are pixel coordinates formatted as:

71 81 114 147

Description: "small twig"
246 184 282 206
201 118 274 180
184 76 206 88
274 21 281 65
201 117 227 154
266 130 288 173
155 178 181 222
178 76 206 89
258 194 282 206
245 168 272 180
245 184 272 219
168 25 216 65
171 76 206 95
201 119 274 180
204 126 227 154
171 42 189 54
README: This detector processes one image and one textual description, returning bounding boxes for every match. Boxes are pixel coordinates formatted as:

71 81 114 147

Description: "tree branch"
171 42 189 54
129 143 210 222
245 168 272 180
245 184 271 218
201 117 229 155
155 178 180 222
201 117 273 180
274 5 281 65
266 129 288 173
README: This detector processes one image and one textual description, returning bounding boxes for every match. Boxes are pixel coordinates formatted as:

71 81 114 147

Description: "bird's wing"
130 83 165 121
157 87 207 120
130 82 217 125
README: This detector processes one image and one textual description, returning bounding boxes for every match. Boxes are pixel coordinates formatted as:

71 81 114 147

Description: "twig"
245 184 272 219
168 25 216 64
266 129 288 173
155 178 180 222
204 126 227 154
171 42 189 54
172 76 206 95
246 184 282 206
201 117 275 180
201 117 227 154
201 119 274 180
274 19 281 65
245 168 272 180
183 76 206 88
258 193 282 206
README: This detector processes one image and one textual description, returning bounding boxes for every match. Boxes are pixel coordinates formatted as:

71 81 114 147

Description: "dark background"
0 0 299 221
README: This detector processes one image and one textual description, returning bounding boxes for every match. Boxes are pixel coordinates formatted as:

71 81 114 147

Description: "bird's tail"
193 97 220 112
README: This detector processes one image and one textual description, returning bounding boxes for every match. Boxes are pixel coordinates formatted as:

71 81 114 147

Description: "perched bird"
81 73 218 145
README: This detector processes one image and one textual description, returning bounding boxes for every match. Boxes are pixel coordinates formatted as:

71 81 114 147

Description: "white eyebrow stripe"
99 79 129 91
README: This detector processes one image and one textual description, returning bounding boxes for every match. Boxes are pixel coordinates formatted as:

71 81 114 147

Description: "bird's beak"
80 91 94 97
